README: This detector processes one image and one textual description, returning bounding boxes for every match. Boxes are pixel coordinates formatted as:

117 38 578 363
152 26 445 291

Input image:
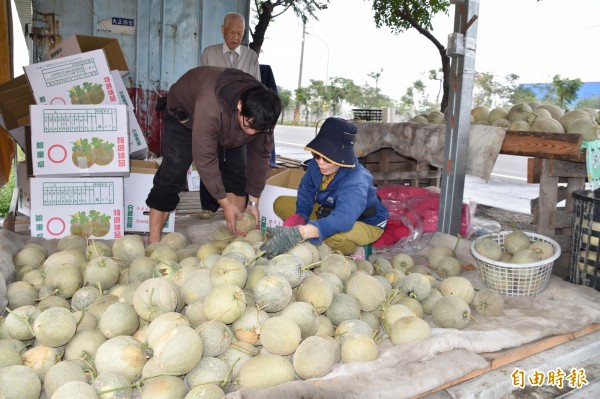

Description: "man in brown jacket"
146 66 281 243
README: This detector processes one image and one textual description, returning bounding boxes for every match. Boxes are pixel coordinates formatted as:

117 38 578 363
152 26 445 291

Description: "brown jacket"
166 67 273 201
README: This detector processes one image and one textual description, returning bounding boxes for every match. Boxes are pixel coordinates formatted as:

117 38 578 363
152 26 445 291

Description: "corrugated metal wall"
29 0 250 155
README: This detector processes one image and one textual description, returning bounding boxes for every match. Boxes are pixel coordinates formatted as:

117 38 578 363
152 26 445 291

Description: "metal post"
293 22 306 124
438 0 479 234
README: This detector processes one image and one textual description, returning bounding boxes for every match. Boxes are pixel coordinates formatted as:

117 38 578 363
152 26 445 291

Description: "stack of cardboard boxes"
0 35 174 239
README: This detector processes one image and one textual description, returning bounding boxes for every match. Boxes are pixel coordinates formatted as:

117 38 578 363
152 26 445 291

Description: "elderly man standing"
197 12 263 219
200 12 261 80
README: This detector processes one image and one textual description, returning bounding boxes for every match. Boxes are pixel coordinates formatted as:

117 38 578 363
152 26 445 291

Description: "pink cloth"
283 214 306 227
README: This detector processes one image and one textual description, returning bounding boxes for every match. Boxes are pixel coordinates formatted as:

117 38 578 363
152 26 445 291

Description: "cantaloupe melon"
95 336 147 383
390 315 432 345
63 329 107 372
259 316 301 355
133 277 179 322
43 361 88 398
217 340 258 381
280 301 320 339
345 273 387 311
112 235 146 266
33 307 77 347
253 274 293 313
98 302 140 338
49 380 98 399
325 292 361 326
44 262 83 299
22 345 61 380
334 318 374 346
184 357 229 391
231 306 269 346
6 281 38 309
0 365 42 399
399 273 431 301
265 254 310 287
438 276 475 304
292 335 336 379
296 274 333 314
91 371 133 399
202 284 246 325
319 253 354 282
341 335 378 363
238 354 296 389
154 325 203 374
196 320 233 357
184 384 226 399
432 296 471 329
209 257 247 288
473 288 504 317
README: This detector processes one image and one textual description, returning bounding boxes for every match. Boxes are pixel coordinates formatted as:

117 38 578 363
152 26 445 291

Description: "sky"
10 0 600 103
257 0 600 102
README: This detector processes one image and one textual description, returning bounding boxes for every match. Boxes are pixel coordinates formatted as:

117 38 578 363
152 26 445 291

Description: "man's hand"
260 226 303 259
245 204 260 230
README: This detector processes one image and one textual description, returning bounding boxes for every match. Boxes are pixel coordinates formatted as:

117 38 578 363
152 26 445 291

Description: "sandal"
197 210 216 219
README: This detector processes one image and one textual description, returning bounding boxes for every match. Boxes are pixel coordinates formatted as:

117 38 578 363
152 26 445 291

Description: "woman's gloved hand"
260 226 303 259
283 213 306 227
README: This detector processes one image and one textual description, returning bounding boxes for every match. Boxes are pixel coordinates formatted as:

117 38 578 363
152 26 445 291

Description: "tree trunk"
440 48 450 113
249 2 274 56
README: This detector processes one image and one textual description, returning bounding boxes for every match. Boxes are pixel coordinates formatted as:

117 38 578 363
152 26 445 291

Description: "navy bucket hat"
305 117 357 167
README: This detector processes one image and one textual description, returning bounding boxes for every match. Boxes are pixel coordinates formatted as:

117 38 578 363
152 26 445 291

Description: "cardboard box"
17 188 31 217
24 49 120 106
125 161 175 233
0 74 35 131
30 104 130 177
110 71 148 158
48 35 129 76
258 169 305 231
186 166 200 191
30 176 125 240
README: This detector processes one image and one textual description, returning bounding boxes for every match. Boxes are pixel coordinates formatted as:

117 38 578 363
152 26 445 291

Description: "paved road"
273 125 540 214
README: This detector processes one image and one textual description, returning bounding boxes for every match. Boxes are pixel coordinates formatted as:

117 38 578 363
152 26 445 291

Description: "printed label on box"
187 167 200 192
30 104 130 177
24 49 119 106
30 177 124 240
124 172 174 233
110 71 148 155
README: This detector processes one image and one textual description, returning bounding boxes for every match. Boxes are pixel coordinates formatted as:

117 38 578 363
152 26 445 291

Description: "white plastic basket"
470 231 561 297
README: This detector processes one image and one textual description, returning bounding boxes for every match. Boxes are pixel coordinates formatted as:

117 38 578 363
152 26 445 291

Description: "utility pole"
294 22 306 124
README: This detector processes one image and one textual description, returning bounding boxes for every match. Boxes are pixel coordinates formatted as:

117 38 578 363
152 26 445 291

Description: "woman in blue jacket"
261 117 388 259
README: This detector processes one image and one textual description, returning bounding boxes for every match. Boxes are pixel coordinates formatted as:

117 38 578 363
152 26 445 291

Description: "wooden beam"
416 323 600 398
501 130 584 162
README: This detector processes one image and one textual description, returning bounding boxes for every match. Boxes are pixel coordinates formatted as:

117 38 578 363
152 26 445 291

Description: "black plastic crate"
352 108 382 122
570 189 600 291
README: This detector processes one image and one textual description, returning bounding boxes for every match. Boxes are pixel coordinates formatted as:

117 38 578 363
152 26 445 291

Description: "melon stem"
96 373 181 395
301 261 322 271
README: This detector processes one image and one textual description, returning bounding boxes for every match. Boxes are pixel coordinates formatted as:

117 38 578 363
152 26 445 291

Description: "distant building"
520 82 600 105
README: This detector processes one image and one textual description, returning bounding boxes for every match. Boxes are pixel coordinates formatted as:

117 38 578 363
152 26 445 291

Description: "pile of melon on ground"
410 103 600 140
0 224 553 399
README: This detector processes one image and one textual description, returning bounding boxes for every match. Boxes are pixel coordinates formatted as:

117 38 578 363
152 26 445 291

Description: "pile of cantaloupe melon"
1 228 510 398
410 103 600 141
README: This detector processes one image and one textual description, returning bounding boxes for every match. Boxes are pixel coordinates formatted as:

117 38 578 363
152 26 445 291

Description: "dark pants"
199 145 248 212
146 113 192 212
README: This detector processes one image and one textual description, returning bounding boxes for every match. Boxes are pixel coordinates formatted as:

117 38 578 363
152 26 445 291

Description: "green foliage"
0 167 15 217
250 1 330 54
371 0 450 33
472 72 537 108
552 74 583 109
537 75 583 109
0 148 25 218
575 96 600 110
